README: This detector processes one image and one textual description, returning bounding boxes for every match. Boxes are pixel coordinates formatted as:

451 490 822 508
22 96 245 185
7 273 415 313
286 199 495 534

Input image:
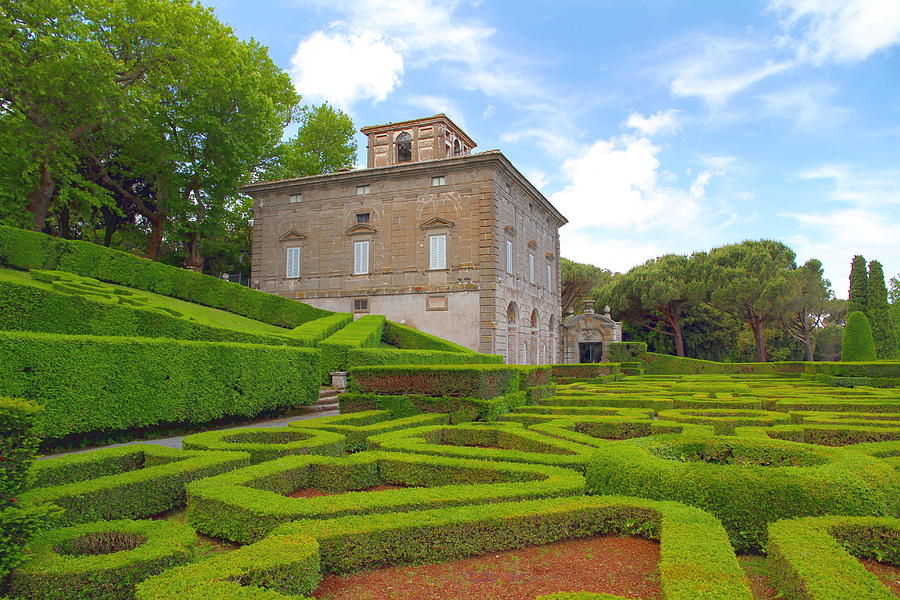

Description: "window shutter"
285 247 300 278
506 241 513 273
430 235 446 269
547 264 553 292
529 254 535 283
354 241 369 274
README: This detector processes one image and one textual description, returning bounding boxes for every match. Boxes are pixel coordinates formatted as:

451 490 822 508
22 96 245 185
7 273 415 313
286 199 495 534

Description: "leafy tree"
848 254 868 314
841 311 877 361
866 260 897 358
780 258 833 361
560 258 612 315
699 240 797 362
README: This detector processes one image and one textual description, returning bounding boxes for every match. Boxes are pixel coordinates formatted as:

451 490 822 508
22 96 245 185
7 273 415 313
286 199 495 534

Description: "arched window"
396 132 412 163
453 139 461 156
530 309 539 329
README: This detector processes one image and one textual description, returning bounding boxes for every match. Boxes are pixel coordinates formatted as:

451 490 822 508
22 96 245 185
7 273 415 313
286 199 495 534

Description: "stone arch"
548 314 558 364
506 301 519 364
530 309 540 365
396 132 412 163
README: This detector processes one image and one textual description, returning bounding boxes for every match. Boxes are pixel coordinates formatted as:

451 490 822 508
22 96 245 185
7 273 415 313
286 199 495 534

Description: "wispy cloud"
625 110 681 136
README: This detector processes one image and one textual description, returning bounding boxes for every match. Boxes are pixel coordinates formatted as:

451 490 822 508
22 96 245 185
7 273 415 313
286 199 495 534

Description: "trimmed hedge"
0 225 329 327
765 423 900 446
0 331 320 439
641 352 777 375
21 445 249 525
656 409 791 435
318 315 385 382
768 516 899 600
135 534 321 600
348 364 522 399
607 342 647 361
667 381 752 396
338 392 523 423
7 519 196 600
289 411 449 452
842 311 878 361
182 427 345 463
527 416 684 446
499 407 654 426
540 394 675 412
549 364 621 378
289 313 353 346
0 398 59 583
774 398 900 413
585 434 899 550
367 423 598 472
804 361 900 378
346 347 503 368
185 451 585 543
382 320 473 353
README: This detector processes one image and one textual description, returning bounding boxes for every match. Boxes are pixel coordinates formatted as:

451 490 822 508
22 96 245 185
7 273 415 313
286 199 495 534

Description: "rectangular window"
352 298 369 312
289 193 302 203
285 247 301 278
429 234 447 270
505 240 513 273
426 295 448 311
529 254 535 283
547 264 553 292
356 212 370 223
431 176 446 187
353 241 369 274
356 185 370 195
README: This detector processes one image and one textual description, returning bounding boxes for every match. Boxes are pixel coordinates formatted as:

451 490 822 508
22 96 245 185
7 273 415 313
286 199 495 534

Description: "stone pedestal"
330 371 349 390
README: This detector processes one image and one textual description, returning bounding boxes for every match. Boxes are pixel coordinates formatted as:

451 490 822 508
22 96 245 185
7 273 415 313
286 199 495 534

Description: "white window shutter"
506 241 513 273
285 247 300 278
430 235 447 269
547 264 553 292
354 241 369 274
529 254 535 283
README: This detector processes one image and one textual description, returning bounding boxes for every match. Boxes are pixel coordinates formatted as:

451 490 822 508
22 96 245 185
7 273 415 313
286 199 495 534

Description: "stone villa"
241 114 620 364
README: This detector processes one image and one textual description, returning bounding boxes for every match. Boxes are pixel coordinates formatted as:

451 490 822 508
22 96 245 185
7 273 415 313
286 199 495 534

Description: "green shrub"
842 311 878 361
382 320 473 353
548 364 621 378
804 361 900 378
21 445 249 526
774 398 900 413
765 424 900 446
290 411 449 452
498 407 654 426
7 519 196 600
0 331 320 439
0 225 330 327
768 516 899 600
527 416 684 445
607 342 647 361
0 398 60 583
668 381 752 396
182 427 344 464
289 313 353 346
135 534 321 600
656 409 790 435
338 392 517 423
641 352 777 375
348 364 522 399
585 434 899 551
318 315 385 382
346 347 503 368
185 451 585 543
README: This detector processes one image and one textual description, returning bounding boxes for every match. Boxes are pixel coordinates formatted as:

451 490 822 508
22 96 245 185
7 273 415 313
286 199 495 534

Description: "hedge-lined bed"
498 407 654 426
21 445 249 526
767 515 899 599
349 364 525 399
7 519 197 600
528 416 685 446
0 331 320 439
346 347 503 368
289 313 353 347
318 315 385 382
289 411 449 452
185 451 586 544
765 423 900 446
0 226 330 328
181 427 345 463
585 434 899 551
366 423 598 472
656 408 791 435
338 391 527 423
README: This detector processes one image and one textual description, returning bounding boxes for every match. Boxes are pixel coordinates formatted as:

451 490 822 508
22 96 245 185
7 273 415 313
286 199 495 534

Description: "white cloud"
560 231 667 274
289 30 403 108
482 104 496 119
770 0 900 65
405 94 468 130
758 83 846 128
625 110 681 136
522 168 549 190
797 164 900 207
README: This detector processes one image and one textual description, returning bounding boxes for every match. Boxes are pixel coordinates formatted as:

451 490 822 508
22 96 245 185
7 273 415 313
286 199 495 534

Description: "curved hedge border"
7 519 196 600
0 225 329 327
289 411 449 452
185 451 585 543
789 411 900 426
774 398 900 413
656 409 790 435
339 391 525 424
767 516 900 600
181 427 344 464
318 315 384 382
366 423 597 472
766 423 900 446
21 445 249 526
289 313 353 346
499 407 654 426
585 434 899 551
136 534 320 600
528 417 684 446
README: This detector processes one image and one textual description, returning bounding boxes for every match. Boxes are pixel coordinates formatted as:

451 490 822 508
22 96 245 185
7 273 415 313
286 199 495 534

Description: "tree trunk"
183 231 203 272
145 214 164 259
802 321 814 361
750 316 768 362
26 163 55 232
661 309 686 357
56 206 71 239
100 206 116 247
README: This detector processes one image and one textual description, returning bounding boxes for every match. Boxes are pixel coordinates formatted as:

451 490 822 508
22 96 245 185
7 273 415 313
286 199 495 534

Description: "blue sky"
204 0 899 297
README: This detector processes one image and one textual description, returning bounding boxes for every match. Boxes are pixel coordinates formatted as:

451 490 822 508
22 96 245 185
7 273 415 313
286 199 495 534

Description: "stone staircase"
305 388 340 413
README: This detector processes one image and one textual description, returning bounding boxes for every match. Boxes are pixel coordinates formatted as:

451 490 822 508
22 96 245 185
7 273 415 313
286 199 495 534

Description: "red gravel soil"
860 559 900 596
288 485 407 498
737 555 778 600
312 534 661 600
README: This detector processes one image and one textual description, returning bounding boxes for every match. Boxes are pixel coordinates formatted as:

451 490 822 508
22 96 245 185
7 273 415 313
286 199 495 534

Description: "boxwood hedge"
181 427 345 463
338 391 525 423
346 347 503 368
656 408 791 435
765 423 900 446
317 315 384 382
381 320 473 353
348 364 524 399
289 411 449 452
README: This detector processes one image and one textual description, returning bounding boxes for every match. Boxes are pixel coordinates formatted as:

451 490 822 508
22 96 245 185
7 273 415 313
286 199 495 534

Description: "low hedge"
0 331 320 439
607 342 647 361
346 347 503 368
21 445 249 525
7 519 196 600
289 411 449 451
765 424 900 446
317 315 385 382
641 352 777 375
338 392 520 423
366 423 598 472
181 427 345 463
774 398 900 413
767 515 899 600
289 313 353 346
656 409 791 435
348 364 523 399
498 407 654 426
585 434 899 551
549 364 621 378
135 534 321 600
0 225 330 327
540 394 675 411
667 381 752 396
672 396 763 410
528 417 684 446
271 495 753 599
185 451 585 543
789 410 900 426
804 361 900 378
382 320 473 353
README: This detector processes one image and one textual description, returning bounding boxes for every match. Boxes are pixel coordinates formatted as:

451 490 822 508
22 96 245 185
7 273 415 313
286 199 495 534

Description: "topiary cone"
841 311 877 361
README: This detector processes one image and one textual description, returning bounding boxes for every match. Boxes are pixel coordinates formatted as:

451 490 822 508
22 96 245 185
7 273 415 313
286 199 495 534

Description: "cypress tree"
848 255 868 314
866 260 898 358
841 311 877 361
